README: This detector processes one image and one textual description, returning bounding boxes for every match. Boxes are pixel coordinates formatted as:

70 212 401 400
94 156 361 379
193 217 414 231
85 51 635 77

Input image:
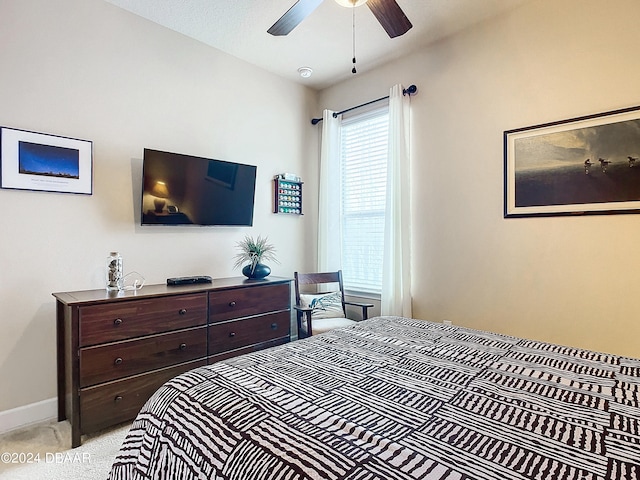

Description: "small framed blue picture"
1 126 92 194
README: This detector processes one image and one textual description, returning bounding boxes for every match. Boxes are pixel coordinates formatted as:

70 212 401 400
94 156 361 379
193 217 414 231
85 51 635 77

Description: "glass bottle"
106 252 123 291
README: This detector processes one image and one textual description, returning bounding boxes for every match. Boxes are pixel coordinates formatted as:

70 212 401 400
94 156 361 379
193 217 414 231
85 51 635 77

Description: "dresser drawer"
80 326 207 387
209 284 290 323
209 337 289 363
80 358 206 434
208 311 290 355
79 293 207 346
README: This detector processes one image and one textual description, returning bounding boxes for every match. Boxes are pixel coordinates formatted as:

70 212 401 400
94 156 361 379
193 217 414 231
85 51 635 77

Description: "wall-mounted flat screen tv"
141 148 257 226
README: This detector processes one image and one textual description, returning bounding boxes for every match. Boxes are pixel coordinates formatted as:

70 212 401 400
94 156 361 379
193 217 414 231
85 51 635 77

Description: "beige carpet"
0 420 130 480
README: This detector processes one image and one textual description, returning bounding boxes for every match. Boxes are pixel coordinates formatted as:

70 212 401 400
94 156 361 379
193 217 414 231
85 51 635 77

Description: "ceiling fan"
268 0 413 38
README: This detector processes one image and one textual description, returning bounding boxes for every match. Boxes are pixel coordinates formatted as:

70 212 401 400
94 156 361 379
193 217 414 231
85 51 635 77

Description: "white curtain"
381 84 412 317
317 109 342 273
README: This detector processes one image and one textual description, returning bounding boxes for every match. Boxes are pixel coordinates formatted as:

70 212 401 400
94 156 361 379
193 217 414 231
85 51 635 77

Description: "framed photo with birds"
504 105 640 217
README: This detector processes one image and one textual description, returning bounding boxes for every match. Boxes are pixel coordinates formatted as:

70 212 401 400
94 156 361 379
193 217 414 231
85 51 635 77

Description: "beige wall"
0 0 317 413
319 0 640 358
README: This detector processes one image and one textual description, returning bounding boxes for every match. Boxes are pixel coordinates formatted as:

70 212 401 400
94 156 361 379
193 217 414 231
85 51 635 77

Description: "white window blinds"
340 106 389 295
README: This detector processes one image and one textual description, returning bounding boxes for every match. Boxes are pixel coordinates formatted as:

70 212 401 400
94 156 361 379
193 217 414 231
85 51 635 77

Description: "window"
340 106 389 295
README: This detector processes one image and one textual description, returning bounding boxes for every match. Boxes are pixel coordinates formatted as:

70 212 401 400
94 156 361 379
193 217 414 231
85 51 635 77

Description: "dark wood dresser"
53 276 292 447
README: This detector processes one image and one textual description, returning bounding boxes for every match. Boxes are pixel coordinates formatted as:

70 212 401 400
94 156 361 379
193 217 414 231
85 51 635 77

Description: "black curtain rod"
311 84 417 125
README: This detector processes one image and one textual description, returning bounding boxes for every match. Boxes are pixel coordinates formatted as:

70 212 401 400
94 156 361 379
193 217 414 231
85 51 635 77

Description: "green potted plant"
233 235 279 279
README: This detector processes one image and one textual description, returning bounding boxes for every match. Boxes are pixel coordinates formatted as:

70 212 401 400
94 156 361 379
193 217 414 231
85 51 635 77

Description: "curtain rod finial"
403 84 417 96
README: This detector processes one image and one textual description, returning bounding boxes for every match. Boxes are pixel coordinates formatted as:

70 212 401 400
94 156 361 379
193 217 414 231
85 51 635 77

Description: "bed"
108 316 639 480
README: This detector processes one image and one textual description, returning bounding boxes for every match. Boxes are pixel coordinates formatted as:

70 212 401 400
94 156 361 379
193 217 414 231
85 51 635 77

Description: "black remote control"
166 276 213 286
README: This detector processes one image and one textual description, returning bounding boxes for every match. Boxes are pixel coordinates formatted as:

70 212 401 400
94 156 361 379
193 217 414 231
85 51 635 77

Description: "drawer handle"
114 357 123 366
228 301 236 307
179 309 187 315
229 332 236 338
179 343 187 351
114 318 123 326
271 323 278 330
114 395 123 404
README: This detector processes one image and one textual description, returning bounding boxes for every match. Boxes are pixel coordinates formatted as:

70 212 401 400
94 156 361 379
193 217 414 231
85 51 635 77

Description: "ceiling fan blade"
268 0 325 36
366 0 412 38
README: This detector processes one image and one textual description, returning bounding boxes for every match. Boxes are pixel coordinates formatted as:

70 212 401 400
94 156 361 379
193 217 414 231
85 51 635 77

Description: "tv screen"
141 149 257 226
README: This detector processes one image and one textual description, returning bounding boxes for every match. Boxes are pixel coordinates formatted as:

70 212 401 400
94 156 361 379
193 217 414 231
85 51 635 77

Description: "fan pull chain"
351 3 357 74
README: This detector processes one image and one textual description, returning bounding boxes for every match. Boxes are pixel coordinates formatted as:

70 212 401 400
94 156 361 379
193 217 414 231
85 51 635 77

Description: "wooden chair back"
294 270 347 316
294 270 373 338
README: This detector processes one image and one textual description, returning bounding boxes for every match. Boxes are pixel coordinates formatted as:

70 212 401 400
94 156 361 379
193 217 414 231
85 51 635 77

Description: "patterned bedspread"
109 316 640 480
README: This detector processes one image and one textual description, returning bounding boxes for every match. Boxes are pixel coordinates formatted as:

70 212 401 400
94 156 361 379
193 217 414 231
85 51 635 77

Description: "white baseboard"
0 397 58 435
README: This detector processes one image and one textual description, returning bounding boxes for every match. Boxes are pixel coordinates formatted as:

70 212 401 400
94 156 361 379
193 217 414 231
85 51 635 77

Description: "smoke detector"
297 67 313 78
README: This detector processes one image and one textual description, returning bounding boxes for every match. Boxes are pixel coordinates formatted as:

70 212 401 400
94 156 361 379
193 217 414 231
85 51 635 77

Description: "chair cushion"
312 317 358 334
299 292 345 319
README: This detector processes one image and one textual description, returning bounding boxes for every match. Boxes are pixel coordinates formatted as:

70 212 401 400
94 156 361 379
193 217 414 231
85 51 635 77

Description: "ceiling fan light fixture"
334 0 367 7
297 66 313 78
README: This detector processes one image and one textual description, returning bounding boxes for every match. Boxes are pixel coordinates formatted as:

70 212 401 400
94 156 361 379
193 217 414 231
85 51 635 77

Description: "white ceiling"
103 0 529 90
